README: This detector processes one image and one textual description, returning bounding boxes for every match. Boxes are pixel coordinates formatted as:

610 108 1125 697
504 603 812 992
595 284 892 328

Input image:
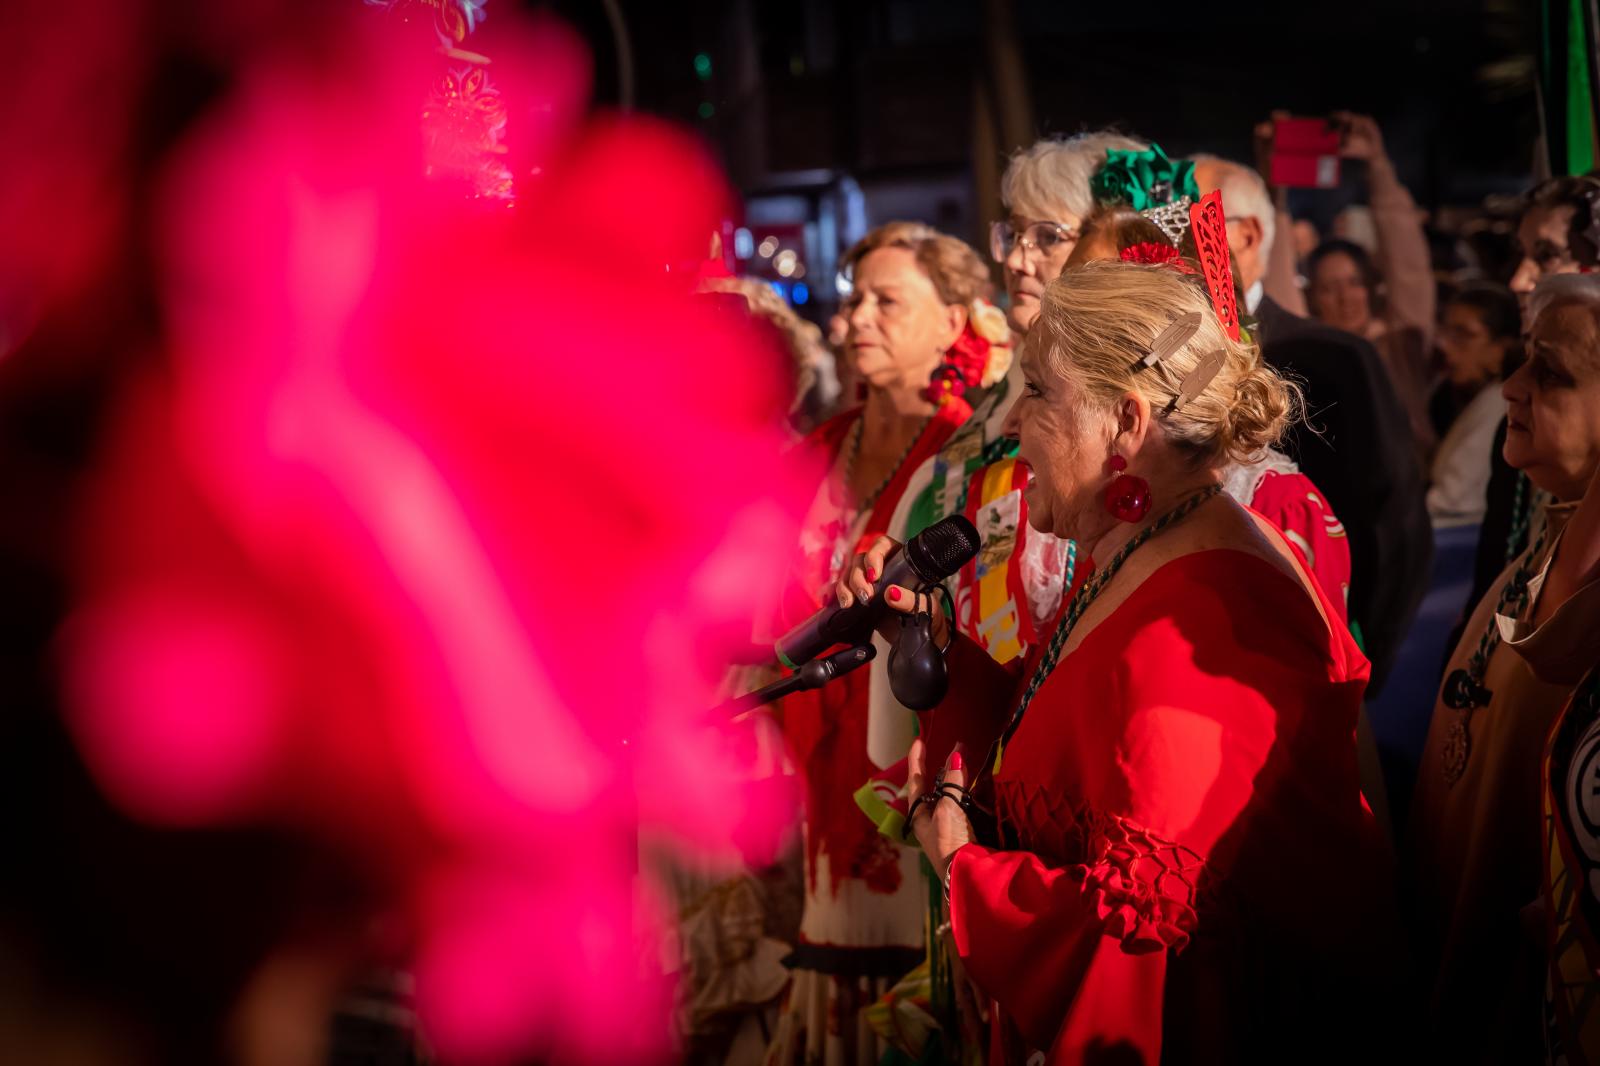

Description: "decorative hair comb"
1189 190 1241 341
1142 198 1194 244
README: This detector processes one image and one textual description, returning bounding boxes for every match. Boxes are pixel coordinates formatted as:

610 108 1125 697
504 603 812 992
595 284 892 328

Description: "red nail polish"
949 750 964 773
866 567 877 582
887 587 901 602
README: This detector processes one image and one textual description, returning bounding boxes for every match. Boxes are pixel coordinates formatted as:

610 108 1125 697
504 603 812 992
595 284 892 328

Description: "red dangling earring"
1105 455 1151 523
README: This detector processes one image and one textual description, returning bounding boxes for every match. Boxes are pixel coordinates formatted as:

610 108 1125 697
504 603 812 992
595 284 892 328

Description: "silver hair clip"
1141 196 1193 244
1132 311 1202 372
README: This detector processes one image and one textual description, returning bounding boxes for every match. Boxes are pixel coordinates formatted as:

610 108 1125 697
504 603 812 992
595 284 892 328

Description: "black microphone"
775 515 980 668
720 644 878 715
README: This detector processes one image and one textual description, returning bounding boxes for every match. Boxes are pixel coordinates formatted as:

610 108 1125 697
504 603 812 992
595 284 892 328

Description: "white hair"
1528 272 1600 328
1000 131 1150 223
1191 155 1276 259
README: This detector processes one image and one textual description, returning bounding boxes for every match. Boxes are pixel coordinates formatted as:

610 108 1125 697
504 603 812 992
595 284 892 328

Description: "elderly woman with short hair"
1410 272 1600 1062
843 260 1391 1062
993 132 1148 334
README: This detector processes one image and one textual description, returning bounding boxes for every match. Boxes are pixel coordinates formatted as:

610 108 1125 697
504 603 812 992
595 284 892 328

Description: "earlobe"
1117 392 1151 447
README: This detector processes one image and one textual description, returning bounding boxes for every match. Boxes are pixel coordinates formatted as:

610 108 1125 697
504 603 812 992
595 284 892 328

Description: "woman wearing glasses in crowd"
993 133 1148 334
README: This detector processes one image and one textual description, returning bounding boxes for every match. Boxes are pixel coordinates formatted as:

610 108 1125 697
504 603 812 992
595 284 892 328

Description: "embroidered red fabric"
1070 810 1203 954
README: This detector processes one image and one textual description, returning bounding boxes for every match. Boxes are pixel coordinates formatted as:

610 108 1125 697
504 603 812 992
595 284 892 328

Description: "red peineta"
1189 190 1242 341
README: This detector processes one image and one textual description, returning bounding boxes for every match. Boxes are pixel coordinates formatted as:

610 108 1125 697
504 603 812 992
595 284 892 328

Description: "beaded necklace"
1506 472 1532 565
982 483 1223 775
841 413 933 515
1439 511 1554 787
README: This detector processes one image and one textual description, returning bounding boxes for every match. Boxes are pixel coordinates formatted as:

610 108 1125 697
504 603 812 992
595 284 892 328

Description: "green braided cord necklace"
1505 472 1532 565
1440 510 1555 786
986 483 1224 774
842 413 933 515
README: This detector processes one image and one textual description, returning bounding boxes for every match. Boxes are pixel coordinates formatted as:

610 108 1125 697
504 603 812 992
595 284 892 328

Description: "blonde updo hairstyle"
1033 260 1300 467
841 221 993 308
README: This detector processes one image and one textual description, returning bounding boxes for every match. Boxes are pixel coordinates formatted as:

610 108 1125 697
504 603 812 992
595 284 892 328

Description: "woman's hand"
834 535 952 647
906 736 974 882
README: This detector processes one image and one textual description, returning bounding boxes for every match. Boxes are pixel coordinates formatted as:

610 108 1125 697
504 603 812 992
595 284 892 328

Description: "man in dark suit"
1195 157 1433 695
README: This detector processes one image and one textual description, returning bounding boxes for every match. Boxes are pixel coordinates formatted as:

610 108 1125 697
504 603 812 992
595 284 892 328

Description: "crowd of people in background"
684 115 1600 1066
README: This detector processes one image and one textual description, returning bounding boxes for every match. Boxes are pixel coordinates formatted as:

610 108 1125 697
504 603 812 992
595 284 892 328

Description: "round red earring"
1105 455 1151 523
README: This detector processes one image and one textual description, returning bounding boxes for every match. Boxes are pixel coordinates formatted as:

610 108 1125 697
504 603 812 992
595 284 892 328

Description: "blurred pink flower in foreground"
54 11 805 1063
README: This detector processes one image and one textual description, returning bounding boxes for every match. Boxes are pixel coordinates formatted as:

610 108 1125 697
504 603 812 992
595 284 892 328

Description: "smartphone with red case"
1270 116 1342 189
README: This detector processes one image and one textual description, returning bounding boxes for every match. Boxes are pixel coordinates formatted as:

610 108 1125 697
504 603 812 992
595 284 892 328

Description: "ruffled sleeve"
1070 811 1203 954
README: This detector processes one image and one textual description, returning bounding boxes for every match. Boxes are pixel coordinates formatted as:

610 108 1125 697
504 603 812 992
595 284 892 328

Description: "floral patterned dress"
764 401 970 1066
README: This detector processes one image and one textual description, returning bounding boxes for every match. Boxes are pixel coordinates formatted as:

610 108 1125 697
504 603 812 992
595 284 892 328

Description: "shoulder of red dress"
1106 550 1332 643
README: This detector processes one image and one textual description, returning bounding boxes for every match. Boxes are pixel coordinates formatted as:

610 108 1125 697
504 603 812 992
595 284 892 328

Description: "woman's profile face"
1001 338 1109 540
1502 300 1600 499
1001 215 1081 334
1308 251 1372 335
1437 303 1509 389
843 247 958 392
1511 205 1581 298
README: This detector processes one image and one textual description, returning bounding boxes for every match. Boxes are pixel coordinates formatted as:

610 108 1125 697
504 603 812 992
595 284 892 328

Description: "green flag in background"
1544 0 1600 175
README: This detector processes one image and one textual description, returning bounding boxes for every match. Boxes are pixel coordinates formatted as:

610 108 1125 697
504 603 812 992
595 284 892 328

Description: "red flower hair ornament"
922 297 1013 406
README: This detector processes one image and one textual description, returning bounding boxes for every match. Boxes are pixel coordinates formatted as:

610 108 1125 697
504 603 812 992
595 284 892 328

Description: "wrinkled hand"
906 737 973 881
1334 112 1386 162
834 535 952 647
909 738 989 1032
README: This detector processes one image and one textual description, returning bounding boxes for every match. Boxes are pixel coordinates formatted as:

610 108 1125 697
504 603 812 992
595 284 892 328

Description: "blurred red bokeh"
16 5 808 1061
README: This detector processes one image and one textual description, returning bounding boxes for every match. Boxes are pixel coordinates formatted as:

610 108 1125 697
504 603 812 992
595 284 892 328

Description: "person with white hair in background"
992 131 1151 334
1192 154 1433 701
888 132 1157 677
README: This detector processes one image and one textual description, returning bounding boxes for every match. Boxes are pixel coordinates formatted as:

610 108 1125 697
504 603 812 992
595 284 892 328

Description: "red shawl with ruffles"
918 549 1393 1062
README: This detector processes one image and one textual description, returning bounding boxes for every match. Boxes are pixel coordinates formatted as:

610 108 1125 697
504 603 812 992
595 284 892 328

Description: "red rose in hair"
1120 242 1182 267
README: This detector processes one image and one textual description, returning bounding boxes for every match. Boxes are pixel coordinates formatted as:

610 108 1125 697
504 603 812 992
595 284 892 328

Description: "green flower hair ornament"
1091 144 1199 211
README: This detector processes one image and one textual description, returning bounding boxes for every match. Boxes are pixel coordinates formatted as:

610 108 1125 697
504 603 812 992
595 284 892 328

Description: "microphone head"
904 515 981 585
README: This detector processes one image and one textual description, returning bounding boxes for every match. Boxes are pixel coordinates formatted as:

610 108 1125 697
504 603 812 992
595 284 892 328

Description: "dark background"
535 0 1539 313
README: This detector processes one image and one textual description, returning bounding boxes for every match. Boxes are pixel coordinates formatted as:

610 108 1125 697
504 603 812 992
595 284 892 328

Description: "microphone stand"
720 644 877 715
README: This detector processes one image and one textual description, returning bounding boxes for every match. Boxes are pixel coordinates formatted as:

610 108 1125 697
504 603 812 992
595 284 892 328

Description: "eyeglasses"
989 220 1079 264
